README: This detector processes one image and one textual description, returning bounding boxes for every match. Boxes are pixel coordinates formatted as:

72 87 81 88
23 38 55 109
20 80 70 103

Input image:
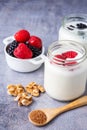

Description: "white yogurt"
44 41 87 101
59 14 87 50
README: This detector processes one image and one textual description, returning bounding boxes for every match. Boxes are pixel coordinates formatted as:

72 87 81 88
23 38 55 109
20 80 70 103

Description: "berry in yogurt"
62 51 78 58
54 51 78 66
66 21 87 34
76 23 87 29
67 23 87 31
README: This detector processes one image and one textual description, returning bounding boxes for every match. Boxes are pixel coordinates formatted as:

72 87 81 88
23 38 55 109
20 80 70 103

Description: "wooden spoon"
29 96 87 126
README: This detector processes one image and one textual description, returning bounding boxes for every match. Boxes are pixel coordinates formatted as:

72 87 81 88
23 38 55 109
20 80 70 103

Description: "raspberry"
53 54 66 65
65 61 77 66
62 51 78 58
14 29 30 43
13 43 33 59
55 54 66 60
28 36 42 49
54 51 78 66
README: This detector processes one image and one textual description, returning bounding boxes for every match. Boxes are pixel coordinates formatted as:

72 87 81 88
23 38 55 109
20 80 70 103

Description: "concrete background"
0 0 87 130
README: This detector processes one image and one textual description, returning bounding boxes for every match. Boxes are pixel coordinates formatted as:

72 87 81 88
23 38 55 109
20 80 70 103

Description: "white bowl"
3 36 45 72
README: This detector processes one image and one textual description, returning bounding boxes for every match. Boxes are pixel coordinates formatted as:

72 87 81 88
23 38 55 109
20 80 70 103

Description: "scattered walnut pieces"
7 82 45 107
25 82 45 97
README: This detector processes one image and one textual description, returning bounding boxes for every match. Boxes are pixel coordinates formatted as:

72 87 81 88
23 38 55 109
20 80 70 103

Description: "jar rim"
62 13 87 27
47 40 87 66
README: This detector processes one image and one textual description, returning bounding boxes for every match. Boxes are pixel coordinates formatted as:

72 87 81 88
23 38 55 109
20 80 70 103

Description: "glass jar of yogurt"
44 40 87 101
59 14 87 50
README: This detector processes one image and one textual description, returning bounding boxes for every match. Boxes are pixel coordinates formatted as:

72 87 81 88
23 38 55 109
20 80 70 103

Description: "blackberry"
7 40 18 57
76 23 87 29
67 25 75 31
70 25 75 28
67 27 74 30
25 42 42 58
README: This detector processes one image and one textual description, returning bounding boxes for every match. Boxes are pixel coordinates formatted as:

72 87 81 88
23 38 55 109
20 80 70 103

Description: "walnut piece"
25 82 45 97
38 85 45 93
7 84 25 96
14 92 32 106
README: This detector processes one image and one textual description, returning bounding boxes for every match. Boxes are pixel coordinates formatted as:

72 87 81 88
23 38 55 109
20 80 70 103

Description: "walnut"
16 84 25 94
7 84 18 96
7 90 18 96
25 82 45 97
7 82 45 107
21 99 32 106
31 88 40 97
14 92 32 106
38 85 45 93
7 84 16 90
7 84 25 96
25 87 32 94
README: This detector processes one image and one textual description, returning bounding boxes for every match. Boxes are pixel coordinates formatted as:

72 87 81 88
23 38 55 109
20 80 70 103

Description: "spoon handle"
55 96 87 114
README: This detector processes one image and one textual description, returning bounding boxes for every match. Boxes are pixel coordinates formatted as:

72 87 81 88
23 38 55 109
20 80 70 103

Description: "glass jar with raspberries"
7 29 43 59
44 40 87 101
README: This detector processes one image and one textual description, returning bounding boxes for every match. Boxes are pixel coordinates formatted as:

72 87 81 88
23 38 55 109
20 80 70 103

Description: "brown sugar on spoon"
29 110 47 125
29 96 87 126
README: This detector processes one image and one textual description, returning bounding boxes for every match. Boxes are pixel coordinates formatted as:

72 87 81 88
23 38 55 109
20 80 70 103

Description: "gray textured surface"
0 0 87 130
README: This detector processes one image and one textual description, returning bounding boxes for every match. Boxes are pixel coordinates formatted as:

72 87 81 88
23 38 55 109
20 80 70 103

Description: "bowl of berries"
3 29 45 72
